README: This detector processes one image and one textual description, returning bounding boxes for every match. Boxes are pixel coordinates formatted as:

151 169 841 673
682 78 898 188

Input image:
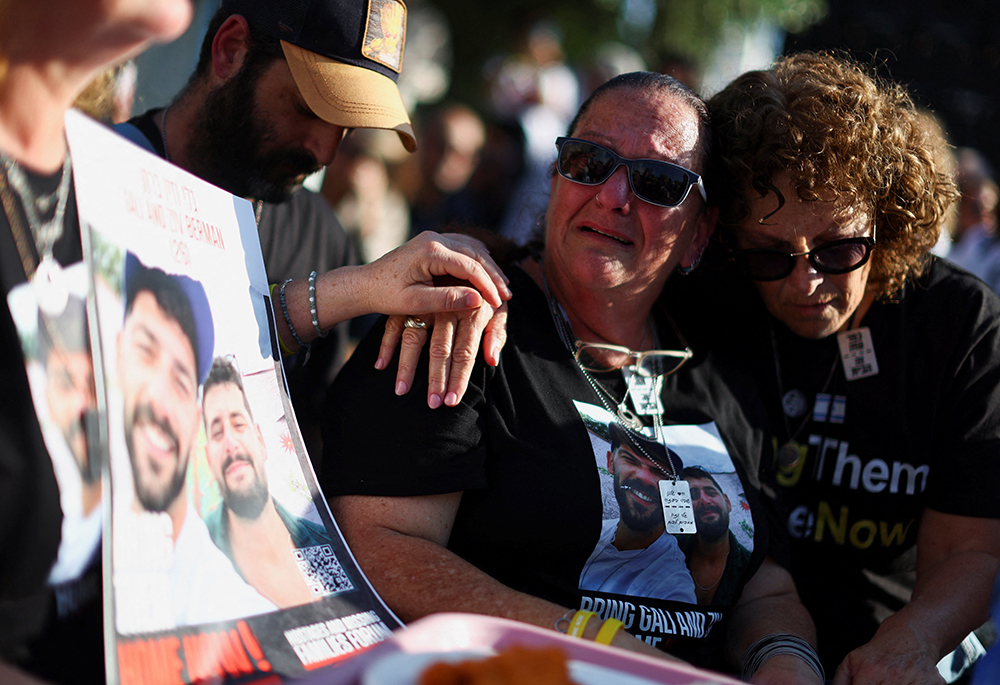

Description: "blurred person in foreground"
0 2 194 682
0 0 506 681
325 71 824 684
670 51 1000 684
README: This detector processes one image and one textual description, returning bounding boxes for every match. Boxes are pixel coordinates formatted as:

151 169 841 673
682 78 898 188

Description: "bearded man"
201 356 337 608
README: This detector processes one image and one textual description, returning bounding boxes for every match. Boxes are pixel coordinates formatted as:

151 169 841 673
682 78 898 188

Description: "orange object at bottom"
419 645 579 685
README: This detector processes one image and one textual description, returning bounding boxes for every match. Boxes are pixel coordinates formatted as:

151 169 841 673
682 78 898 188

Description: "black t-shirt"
0 163 104 683
322 265 772 672
666 257 1000 671
125 110 357 467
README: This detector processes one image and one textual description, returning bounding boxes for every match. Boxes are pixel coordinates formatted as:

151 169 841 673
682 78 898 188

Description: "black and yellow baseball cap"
223 0 417 152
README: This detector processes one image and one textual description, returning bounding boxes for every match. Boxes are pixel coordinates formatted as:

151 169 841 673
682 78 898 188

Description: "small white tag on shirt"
837 327 879 381
659 479 697 535
624 368 663 416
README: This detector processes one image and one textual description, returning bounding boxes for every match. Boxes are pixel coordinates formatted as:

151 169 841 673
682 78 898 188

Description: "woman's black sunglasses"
728 236 876 281
555 137 706 208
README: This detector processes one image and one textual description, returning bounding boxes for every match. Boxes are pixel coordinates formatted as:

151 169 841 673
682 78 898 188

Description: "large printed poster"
65 110 400 684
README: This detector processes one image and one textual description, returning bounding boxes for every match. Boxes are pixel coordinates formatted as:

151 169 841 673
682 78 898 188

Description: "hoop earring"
677 249 704 276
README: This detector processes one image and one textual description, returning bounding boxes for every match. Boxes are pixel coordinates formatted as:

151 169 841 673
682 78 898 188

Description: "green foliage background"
429 0 826 105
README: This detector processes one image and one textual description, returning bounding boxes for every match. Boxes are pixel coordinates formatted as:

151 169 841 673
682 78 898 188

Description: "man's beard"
615 474 663 533
694 505 730 542
189 60 321 203
126 402 187 513
220 452 269 520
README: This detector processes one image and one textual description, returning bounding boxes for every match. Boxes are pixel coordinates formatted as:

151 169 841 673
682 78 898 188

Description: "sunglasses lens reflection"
557 139 694 207
631 161 689 206
812 241 871 273
560 142 615 184
735 239 873 281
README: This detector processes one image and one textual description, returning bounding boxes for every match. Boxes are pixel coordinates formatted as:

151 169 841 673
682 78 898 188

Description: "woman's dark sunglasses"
729 236 876 281
555 137 706 208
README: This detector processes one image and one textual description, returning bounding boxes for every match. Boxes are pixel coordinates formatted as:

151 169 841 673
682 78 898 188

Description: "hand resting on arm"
272 231 511 407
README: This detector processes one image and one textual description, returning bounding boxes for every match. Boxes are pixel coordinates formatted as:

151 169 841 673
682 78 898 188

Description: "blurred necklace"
0 150 72 314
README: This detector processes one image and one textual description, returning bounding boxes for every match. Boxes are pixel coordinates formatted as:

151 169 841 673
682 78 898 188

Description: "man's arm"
329 493 670 658
832 509 1000 685
725 557 823 685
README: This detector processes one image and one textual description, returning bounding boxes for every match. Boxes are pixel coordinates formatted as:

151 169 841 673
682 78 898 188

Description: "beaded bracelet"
308 270 327 338
279 278 308 349
594 618 624 645
741 633 825 683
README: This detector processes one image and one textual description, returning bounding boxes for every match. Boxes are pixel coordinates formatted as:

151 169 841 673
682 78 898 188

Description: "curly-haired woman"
669 51 1000 684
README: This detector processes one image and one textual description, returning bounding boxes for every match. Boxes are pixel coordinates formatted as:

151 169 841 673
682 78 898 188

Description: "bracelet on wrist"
554 609 575 634
279 278 308 350
741 633 825 683
308 270 327 338
567 610 597 638
269 283 295 356
594 618 624 645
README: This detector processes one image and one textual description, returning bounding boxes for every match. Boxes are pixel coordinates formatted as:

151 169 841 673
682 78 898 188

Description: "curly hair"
708 51 959 298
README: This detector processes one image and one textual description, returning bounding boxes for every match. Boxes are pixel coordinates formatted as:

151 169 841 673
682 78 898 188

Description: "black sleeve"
0 307 62 659
320 316 491 497
928 274 1000 518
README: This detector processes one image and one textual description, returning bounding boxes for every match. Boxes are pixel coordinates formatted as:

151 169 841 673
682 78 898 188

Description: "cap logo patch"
362 0 406 73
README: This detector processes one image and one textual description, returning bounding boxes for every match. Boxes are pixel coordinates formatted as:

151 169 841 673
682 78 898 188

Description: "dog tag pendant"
660 479 696 534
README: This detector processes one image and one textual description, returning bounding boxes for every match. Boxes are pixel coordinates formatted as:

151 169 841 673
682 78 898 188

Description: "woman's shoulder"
888 257 1000 330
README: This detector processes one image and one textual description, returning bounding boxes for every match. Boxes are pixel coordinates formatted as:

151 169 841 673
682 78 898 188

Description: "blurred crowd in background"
74 0 1000 328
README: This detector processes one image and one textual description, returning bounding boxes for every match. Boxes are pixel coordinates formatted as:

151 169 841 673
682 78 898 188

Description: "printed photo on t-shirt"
573 400 754 649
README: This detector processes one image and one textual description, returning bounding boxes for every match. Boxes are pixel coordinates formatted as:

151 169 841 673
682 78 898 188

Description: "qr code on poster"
293 544 355 597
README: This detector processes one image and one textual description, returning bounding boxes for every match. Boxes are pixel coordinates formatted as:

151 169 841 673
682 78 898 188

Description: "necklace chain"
1 151 71 262
769 320 839 466
691 549 729 591
542 271 676 482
